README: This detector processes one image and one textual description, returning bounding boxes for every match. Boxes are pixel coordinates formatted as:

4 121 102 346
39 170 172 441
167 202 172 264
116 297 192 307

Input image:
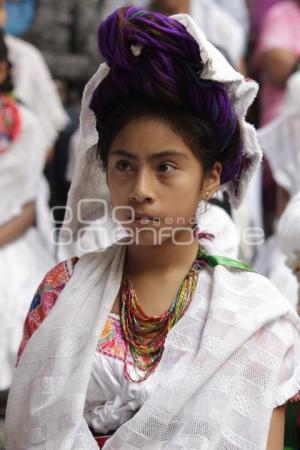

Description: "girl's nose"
129 169 155 204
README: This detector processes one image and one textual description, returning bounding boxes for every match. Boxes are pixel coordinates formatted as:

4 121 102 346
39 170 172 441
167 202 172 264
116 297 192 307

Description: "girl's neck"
125 237 199 275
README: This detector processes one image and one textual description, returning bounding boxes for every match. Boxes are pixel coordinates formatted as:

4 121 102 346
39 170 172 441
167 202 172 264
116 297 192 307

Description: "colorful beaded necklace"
119 248 205 382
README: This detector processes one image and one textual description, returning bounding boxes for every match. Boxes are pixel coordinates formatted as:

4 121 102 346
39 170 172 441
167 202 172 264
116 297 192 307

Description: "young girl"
5 7 300 450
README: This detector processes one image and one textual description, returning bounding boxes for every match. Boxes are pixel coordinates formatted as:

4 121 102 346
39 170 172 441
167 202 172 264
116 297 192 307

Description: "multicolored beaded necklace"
119 248 206 382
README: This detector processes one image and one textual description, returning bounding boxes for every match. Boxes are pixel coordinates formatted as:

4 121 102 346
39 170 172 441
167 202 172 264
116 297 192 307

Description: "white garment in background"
0 105 46 225
0 105 56 390
252 127 300 301
5 34 69 146
258 71 300 197
254 189 300 309
66 127 80 183
286 71 300 109
190 0 245 65
275 191 300 307
232 166 263 263
258 107 300 197
277 191 300 256
254 73 300 305
213 0 249 53
269 240 298 309
253 235 298 309
0 228 56 390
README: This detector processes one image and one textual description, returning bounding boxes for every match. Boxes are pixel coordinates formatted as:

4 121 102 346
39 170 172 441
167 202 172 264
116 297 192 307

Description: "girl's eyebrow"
109 149 137 159
109 149 188 160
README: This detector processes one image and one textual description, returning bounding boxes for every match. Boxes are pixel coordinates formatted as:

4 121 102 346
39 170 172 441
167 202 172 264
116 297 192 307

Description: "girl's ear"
201 162 222 200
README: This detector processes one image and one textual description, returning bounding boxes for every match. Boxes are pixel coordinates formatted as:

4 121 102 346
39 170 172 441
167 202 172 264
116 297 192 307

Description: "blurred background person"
276 189 300 445
149 0 246 72
253 0 300 236
0 0 68 149
277 190 300 313
255 0 300 126
212 0 249 57
0 28 56 397
4 0 106 225
256 71 300 307
4 0 101 96
249 0 282 44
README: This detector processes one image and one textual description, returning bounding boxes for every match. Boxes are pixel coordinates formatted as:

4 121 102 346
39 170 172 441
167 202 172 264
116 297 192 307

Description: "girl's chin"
120 228 172 247
119 225 196 247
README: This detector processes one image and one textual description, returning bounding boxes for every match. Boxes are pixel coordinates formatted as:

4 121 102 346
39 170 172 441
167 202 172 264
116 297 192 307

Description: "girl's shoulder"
17 257 79 362
209 256 297 319
209 262 300 406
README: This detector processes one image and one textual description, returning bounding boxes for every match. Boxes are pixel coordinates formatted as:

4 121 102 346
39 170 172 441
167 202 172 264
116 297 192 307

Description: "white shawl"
5 244 300 449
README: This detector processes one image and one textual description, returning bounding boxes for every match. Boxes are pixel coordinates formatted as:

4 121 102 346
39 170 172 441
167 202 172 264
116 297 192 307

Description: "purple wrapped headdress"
90 6 242 184
62 7 261 238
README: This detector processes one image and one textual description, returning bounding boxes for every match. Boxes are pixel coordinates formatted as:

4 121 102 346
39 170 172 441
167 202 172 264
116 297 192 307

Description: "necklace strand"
120 250 204 382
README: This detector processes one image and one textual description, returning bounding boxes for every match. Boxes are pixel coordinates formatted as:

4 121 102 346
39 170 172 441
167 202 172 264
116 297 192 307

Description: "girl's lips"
135 214 153 220
130 214 160 225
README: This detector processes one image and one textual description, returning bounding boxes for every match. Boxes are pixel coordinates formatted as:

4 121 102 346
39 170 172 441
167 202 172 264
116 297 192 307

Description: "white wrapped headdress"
63 12 262 244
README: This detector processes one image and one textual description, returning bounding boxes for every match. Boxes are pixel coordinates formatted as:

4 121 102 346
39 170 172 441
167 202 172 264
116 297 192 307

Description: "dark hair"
0 29 14 93
91 7 243 183
97 96 240 178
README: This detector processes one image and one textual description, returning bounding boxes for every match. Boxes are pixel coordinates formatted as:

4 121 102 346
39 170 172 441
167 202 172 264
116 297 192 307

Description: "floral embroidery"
96 315 126 362
17 257 78 362
96 314 148 370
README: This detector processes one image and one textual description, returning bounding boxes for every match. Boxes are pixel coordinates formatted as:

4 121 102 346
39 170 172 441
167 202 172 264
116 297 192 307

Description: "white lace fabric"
5 245 300 449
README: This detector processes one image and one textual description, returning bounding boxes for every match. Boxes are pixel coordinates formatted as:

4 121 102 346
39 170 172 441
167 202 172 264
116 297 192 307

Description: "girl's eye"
115 160 132 172
157 163 176 173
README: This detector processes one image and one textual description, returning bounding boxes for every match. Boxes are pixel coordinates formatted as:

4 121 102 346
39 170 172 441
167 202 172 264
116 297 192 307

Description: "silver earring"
196 192 209 218
203 191 210 214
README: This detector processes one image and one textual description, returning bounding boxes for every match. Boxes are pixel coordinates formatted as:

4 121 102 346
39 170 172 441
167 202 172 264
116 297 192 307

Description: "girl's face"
107 117 221 246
